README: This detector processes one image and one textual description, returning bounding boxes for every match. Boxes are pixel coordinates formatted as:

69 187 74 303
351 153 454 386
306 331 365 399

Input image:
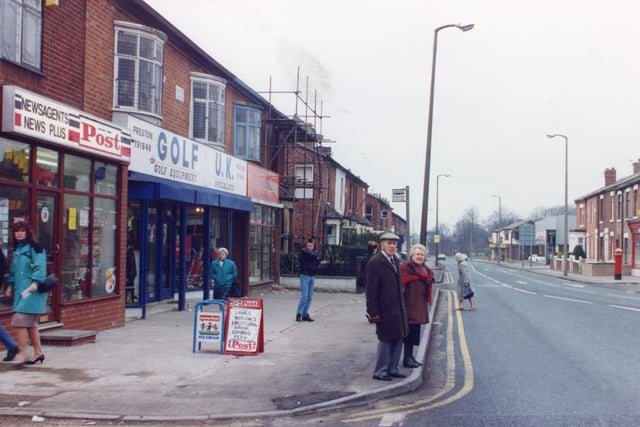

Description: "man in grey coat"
365 232 409 381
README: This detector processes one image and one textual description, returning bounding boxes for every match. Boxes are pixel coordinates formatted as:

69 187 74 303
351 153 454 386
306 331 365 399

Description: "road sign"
392 188 406 202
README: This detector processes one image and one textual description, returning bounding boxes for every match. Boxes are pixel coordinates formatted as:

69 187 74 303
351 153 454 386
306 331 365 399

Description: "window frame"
233 104 261 161
190 72 226 147
113 21 166 117
0 0 42 71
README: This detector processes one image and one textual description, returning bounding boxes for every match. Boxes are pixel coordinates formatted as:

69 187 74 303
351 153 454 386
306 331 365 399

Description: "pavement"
0 262 637 424
0 287 438 424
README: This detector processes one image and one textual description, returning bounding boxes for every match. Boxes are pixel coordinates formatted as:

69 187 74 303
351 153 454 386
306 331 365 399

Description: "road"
278 260 640 427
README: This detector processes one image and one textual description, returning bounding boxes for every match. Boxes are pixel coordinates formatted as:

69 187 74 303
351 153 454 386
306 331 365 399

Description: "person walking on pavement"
5 221 48 365
356 240 378 294
210 247 238 301
296 238 320 322
399 243 434 368
456 252 476 311
0 249 19 362
365 232 409 381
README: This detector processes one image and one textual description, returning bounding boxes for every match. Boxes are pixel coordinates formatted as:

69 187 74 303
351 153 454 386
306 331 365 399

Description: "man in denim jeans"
296 239 320 322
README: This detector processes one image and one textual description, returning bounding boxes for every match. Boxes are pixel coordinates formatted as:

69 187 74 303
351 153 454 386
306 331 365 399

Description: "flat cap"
379 232 399 241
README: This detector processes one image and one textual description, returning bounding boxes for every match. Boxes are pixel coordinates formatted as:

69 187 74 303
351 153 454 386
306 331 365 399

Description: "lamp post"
434 173 450 266
419 23 474 246
547 134 569 276
491 194 501 263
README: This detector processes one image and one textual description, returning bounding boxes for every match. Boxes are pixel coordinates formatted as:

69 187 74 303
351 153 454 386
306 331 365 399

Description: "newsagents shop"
0 85 131 330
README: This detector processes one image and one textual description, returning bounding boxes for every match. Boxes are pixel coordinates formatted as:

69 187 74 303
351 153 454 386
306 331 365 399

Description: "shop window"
0 185 29 312
36 147 58 187
92 197 117 297
114 22 165 116
63 155 91 191
233 105 260 161
0 0 42 70
249 206 276 284
61 194 91 301
94 163 117 195
190 73 225 146
0 137 30 182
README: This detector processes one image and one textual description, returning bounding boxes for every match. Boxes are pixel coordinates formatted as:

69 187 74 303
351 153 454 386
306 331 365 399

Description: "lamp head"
546 134 555 138
457 23 475 31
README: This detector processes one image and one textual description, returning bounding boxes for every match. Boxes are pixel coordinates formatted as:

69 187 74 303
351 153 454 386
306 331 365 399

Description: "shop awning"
129 173 253 212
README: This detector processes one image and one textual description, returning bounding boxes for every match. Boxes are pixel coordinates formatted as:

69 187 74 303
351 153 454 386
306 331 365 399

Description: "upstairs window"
114 22 165 116
190 73 225 146
233 105 260 161
0 0 42 70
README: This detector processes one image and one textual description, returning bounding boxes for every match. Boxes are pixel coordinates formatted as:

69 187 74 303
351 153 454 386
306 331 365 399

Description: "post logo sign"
127 116 247 195
2 86 131 161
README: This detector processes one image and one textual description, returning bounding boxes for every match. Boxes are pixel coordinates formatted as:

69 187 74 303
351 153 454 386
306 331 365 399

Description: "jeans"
296 274 315 316
0 326 17 351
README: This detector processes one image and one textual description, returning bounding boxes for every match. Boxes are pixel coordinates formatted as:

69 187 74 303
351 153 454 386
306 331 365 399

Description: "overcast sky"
145 0 640 232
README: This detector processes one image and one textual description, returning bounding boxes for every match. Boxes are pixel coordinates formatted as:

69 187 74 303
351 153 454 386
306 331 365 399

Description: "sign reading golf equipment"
224 298 264 355
392 188 406 202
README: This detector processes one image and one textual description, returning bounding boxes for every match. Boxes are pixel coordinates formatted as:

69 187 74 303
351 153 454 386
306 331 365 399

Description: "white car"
528 254 544 263
437 253 446 261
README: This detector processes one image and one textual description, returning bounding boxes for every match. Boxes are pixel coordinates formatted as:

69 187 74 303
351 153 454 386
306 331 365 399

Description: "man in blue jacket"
296 238 320 322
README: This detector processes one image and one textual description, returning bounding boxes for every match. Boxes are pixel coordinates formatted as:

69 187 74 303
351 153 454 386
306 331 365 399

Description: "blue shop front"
124 116 252 315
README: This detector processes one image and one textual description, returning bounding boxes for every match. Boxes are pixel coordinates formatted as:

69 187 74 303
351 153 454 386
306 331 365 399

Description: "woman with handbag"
5 221 47 365
455 252 475 311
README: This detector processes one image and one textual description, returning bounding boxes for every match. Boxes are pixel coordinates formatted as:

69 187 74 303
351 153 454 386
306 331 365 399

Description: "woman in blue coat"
210 247 238 300
5 221 47 365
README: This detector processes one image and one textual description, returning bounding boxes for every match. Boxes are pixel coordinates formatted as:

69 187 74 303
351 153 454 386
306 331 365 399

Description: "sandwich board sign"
224 298 264 356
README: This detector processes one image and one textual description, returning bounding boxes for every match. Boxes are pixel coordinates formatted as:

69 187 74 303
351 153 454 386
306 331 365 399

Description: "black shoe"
372 374 393 381
26 354 45 365
296 314 302 322
403 360 419 368
302 315 314 322
411 356 423 366
3 347 17 362
389 372 407 378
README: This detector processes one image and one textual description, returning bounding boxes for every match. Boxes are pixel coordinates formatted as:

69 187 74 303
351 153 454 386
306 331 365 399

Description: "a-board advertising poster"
224 298 264 356
197 312 223 350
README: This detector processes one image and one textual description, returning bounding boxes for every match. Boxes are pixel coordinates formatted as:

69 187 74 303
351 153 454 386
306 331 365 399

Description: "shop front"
124 116 253 314
627 219 640 276
0 85 131 330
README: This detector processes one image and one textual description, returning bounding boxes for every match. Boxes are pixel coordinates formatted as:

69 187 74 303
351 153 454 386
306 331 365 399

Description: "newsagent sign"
2 85 131 162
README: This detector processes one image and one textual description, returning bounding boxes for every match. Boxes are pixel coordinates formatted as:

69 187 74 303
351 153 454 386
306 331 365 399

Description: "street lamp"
491 194 501 263
547 133 569 276
419 23 474 246
434 173 450 266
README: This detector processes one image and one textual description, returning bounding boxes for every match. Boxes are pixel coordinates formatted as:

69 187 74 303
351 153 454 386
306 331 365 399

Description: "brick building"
575 161 640 275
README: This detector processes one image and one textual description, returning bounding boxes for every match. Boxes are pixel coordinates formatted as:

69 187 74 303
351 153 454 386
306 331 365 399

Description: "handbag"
462 287 474 300
38 274 58 294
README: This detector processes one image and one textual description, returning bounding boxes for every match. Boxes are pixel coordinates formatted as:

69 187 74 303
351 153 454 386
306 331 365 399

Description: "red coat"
400 261 434 324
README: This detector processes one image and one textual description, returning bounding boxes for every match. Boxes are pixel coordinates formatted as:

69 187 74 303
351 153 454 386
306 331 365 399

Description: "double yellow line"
344 290 474 423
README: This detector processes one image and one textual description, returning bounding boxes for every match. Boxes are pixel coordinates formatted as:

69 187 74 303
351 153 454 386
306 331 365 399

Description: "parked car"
528 254 544 263
437 253 446 261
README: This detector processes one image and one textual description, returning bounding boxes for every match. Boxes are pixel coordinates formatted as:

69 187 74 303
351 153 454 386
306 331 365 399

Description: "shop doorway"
35 192 58 323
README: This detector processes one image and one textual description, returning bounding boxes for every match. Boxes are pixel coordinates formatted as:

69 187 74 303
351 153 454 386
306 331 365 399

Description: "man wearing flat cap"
365 232 409 381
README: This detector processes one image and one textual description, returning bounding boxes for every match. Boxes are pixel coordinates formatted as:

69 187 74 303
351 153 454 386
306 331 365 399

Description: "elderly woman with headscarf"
399 244 434 368
455 252 475 311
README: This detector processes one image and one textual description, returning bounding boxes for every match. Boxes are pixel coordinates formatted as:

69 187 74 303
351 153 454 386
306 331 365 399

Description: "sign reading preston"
127 116 247 196
2 86 131 162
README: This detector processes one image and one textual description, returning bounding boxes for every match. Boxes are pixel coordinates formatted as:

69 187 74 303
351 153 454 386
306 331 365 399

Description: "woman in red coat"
399 244 434 368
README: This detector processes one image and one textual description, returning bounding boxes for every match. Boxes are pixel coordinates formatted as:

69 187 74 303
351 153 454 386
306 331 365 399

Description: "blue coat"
210 259 238 289
8 243 47 314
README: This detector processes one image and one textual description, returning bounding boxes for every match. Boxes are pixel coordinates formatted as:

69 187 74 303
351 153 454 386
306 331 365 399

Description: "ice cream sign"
2 85 131 162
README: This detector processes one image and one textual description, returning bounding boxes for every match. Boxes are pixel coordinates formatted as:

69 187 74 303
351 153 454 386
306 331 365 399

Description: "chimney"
633 159 640 175
604 168 616 186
